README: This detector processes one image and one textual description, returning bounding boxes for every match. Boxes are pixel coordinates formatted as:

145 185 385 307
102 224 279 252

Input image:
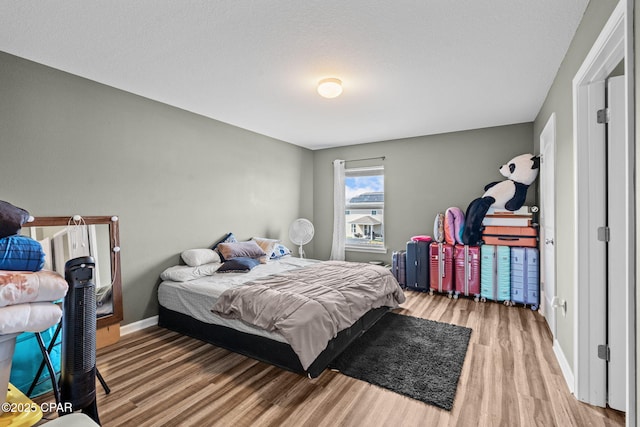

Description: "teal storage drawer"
10 324 61 397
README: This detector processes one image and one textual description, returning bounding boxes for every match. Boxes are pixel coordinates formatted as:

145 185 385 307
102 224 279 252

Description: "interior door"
606 75 626 412
539 114 556 339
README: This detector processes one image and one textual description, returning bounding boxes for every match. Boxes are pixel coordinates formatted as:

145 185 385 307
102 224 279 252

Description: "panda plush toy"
462 153 540 245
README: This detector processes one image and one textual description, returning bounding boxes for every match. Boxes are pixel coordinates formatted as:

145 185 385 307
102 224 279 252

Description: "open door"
606 74 626 412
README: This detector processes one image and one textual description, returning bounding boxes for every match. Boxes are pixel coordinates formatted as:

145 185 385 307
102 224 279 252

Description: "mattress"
157 257 319 343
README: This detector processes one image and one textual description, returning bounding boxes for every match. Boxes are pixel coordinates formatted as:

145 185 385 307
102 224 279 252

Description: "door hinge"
597 226 610 242
597 108 610 124
598 344 610 362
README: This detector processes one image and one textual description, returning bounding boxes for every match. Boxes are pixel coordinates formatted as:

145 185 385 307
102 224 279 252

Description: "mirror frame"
25 215 123 329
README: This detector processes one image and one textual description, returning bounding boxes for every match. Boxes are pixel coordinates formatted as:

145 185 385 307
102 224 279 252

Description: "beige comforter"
0 270 68 307
211 260 405 370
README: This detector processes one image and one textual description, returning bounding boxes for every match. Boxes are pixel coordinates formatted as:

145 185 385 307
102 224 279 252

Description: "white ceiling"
0 1 589 150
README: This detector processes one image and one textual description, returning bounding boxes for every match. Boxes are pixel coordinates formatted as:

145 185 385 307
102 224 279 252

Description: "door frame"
572 0 635 420
539 113 557 340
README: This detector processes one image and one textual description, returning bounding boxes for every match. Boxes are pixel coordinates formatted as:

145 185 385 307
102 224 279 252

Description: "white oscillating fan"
289 218 314 258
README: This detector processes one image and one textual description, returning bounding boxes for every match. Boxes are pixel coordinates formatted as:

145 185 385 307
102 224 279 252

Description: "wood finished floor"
34 291 625 426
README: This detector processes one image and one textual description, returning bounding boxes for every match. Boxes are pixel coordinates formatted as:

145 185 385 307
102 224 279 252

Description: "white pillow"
181 249 221 267
160 263 221 282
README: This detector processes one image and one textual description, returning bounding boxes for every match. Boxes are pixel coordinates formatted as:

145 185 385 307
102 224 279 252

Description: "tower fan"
59 256 101 425
289 218 314 258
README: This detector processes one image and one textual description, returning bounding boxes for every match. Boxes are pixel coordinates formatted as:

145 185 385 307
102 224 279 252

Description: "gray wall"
0 51 314 325
312 123 534 263
533 0 618 374
636 0 640 421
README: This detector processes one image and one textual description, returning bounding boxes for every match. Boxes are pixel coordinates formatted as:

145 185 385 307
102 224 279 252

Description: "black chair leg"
96 368 110 395
27 323 62 398
33 331 60 406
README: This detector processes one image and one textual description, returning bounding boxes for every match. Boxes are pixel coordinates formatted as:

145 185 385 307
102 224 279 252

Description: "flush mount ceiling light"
317 77 343 99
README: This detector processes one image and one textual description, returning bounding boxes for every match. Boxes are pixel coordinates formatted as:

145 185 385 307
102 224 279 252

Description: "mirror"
20 215 123 329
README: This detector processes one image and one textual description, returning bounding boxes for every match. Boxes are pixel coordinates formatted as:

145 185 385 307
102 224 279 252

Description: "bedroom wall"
0 51 314 325
312 123 534 263
636 1 639 422
532 0 618 379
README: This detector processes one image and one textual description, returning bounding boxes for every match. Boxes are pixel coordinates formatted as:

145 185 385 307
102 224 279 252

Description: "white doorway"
539 113 556 340
572 0 634 420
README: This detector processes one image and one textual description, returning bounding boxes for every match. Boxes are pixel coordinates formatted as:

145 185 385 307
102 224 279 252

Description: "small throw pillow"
181 249 221 267
271 243 292 259
212 232 237 252
251 237 280 259
217 257 260 273
217 241 266 261
0 200 31 239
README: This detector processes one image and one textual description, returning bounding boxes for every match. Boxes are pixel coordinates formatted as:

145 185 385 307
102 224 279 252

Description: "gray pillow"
217 241 266 261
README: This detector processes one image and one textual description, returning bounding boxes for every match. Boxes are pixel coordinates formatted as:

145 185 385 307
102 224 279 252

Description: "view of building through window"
345 166 384 250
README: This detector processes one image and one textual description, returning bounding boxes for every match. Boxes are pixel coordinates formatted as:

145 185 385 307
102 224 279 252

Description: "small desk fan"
289 218 314 258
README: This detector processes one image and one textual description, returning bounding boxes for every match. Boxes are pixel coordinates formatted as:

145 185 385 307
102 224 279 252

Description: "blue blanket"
0 235 45 271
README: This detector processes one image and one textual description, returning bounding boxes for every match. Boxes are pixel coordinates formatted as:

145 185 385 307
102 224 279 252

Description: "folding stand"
26 322 110 403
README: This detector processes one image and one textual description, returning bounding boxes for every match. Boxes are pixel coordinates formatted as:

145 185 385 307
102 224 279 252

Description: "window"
345 166 384 252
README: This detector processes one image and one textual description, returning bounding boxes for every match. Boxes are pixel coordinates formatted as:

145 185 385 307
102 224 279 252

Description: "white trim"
539 112 557 339
121 315 158 336
623 2 636 424
572 1 635 421
345 245 388 254
553 338 574 394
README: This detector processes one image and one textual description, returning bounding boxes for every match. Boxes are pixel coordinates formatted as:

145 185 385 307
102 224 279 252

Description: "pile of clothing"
0 200 67 336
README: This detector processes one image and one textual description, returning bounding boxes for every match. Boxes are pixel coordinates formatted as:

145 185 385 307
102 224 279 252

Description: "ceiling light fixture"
317 77 343 99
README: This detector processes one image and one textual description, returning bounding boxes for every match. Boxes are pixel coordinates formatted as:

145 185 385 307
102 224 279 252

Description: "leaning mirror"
20 215 123 330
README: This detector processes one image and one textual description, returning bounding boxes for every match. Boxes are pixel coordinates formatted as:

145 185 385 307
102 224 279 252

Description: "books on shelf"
483 206 532 227
486 206 531 216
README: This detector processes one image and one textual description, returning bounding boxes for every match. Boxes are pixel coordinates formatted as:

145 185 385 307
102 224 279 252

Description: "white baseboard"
121 315 158 336
553 338 575 394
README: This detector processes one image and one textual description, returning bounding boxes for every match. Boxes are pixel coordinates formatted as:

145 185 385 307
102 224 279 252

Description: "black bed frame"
158 305 390 378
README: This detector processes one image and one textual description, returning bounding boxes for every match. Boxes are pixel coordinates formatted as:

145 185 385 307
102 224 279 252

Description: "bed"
157 254 405 378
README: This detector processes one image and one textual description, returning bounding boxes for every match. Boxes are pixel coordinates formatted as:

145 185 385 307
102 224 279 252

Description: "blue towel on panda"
0 235 45 271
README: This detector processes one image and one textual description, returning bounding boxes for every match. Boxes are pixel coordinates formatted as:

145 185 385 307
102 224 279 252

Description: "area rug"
329 312 472 411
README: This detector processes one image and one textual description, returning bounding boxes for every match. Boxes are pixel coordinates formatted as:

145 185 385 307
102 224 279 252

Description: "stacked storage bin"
480 206 539 309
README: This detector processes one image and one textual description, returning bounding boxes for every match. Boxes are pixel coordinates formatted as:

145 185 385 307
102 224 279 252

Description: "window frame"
344 165 386 254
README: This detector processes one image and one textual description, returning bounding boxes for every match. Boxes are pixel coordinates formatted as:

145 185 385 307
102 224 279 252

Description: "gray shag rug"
329 312 472 411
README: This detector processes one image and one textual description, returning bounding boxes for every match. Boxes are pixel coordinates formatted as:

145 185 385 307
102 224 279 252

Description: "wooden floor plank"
34 290 624 426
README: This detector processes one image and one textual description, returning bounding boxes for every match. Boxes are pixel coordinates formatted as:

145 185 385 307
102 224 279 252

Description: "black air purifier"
59 256 101 425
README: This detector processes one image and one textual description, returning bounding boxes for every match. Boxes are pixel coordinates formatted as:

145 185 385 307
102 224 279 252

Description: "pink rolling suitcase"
454 245 481 301
429 242 454 297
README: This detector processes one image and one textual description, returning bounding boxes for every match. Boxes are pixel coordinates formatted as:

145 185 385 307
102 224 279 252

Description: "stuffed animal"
462 153 540 245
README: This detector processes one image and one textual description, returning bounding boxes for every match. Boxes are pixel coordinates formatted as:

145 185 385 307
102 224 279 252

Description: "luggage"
480 245 511 303
454 245 481 300
391 250 406 287
482 225 538 247
405 241 430 291
510 247 540 310
429 242 454 296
